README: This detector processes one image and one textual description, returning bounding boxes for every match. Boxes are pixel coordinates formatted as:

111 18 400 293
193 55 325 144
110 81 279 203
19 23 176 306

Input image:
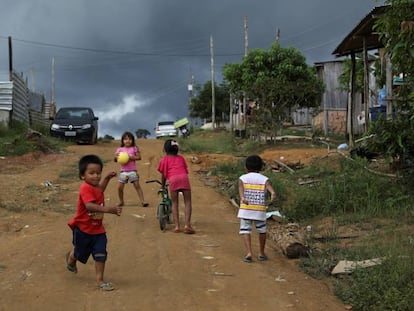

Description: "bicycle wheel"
167 205 173 224
157 204 167 231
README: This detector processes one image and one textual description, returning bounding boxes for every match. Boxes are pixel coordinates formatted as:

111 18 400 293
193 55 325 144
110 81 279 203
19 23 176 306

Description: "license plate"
65 131 76 137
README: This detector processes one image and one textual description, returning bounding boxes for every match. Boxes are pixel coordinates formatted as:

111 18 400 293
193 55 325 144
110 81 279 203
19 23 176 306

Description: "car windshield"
56 108 91 119
158 121 174 126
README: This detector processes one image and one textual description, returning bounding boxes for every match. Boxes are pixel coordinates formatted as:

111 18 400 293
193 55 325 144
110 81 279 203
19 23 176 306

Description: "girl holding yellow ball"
114 131 149 207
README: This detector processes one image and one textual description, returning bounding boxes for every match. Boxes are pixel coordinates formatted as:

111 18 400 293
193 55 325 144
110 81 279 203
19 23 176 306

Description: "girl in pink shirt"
157 139 195 234
114 131 148 207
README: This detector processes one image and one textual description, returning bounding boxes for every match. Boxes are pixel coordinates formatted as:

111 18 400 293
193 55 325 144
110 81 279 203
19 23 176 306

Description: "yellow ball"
117 152 129 164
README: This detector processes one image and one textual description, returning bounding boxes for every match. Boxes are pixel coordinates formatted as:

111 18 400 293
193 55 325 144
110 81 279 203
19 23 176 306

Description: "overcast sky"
0 0 384 138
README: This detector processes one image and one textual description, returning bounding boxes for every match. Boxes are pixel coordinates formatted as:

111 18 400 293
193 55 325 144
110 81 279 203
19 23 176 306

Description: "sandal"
243 256 252 263
258 255 268 261
98 282 114 291
65 251 77 273
173 228 181 233
184 226 195 234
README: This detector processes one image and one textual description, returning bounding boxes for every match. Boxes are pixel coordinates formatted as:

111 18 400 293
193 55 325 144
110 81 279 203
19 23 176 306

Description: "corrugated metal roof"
332 5 389 57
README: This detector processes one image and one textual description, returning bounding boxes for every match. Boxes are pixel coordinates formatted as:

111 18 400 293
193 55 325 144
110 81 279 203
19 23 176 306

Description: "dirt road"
0 139 344 311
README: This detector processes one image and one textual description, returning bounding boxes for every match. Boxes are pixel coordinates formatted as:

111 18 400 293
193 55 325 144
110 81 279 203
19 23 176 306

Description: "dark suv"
50 107 98 144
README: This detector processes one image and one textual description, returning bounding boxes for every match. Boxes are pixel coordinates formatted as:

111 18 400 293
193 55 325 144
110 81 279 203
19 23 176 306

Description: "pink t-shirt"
157 155 190 191
116 146 139 172
157 155 188 180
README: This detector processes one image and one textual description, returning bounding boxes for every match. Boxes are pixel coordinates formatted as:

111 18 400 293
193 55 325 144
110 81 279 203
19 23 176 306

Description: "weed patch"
199 130 414 310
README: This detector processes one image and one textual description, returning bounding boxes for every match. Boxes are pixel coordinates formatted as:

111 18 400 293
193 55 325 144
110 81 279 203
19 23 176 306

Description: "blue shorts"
239 218 267 234
72 226 107 264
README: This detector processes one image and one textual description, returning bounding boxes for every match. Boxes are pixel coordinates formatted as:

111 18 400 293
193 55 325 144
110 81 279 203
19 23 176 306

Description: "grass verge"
197 130 414 310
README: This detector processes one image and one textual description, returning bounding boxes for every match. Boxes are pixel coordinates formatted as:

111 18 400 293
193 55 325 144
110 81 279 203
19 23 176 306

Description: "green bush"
336 255 414 310
283 157 412 221
0 122 67 156
178 129 263 155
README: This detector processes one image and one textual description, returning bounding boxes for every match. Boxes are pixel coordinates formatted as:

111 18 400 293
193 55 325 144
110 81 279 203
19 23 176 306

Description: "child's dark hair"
164 139 179 155
120 131 136 147
245 155 264 172
79 154 103 179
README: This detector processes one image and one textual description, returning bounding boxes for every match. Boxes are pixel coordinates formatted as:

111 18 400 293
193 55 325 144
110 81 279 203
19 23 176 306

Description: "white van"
155 121 177 139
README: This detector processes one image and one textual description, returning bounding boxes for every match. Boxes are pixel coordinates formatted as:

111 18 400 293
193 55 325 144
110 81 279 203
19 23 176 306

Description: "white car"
155 121 177 139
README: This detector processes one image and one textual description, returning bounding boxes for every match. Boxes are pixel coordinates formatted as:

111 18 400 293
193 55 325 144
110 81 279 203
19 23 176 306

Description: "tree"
368 0 414 180
103 134 114 140
223 42 324 137
338 56 365 93
135 129 150 139
189 81 230 124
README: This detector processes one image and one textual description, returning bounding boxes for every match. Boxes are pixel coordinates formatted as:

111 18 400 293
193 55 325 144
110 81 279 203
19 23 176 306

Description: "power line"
0 35 242 58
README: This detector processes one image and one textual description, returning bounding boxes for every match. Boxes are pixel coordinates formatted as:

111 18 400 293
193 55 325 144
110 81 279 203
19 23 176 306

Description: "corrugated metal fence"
10 71 30 125
0 81 12 125
0 71 51 129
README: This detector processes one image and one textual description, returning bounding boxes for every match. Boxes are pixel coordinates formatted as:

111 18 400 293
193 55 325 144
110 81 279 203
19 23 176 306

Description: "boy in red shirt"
66 154 122 291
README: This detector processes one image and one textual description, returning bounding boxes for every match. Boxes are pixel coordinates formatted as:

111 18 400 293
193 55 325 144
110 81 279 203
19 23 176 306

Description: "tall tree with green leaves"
338 57 365 93
368 0 414 178
223 42 324 137
189 81 230 124
135 129 150 139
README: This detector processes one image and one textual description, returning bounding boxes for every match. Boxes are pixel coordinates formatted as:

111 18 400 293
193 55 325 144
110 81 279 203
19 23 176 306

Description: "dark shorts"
72 226 107 264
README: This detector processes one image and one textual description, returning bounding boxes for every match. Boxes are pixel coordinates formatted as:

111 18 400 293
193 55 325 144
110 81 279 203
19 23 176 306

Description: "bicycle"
145 179 172 231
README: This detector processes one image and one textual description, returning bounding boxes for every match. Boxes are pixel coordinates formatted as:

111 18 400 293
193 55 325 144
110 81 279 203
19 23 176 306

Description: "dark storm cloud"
0 0 383 138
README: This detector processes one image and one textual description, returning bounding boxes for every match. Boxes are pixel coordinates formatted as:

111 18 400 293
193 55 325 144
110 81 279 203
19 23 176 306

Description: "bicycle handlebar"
145 179 162 185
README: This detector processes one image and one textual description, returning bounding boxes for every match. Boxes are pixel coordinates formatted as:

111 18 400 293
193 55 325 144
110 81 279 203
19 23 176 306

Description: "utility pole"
210 35 215 129
363 37 370 132
8 36 13 81
244 16 248 56
51 57 56 117
229 93 233 132
385 53 393 120
242 16 249 137
348 52 356 147
30 68 35 91
8 36 13 127
188 67 194 125
188 68 194 106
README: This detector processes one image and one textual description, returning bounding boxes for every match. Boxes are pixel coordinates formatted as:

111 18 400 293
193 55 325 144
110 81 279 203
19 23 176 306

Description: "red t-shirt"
68 181 106 234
